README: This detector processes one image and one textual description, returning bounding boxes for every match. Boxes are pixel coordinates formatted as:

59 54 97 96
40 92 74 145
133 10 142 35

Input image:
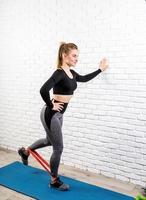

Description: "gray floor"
0 147 141 200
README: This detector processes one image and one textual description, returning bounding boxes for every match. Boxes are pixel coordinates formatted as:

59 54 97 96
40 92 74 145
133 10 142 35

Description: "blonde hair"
57 42 78 69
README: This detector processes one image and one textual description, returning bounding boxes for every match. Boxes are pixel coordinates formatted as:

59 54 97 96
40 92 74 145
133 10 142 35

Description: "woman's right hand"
99 58 109 72
52 99 64 112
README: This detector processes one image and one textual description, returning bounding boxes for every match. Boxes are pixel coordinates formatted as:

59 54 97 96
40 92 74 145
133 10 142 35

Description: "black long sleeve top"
40 68 102 108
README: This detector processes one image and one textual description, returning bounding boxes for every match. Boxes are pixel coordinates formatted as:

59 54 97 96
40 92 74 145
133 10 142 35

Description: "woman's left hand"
99 58 109 72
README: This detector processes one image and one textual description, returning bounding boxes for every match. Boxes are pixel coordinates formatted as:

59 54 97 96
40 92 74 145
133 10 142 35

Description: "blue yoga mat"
0 161 134 200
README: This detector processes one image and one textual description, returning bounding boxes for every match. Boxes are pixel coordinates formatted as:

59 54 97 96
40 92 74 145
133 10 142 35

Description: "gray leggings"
29 105 63 178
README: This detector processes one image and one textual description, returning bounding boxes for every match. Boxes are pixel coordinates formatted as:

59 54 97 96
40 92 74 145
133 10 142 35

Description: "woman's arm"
40 70 62 108
72 69 102 82
72 58 109 82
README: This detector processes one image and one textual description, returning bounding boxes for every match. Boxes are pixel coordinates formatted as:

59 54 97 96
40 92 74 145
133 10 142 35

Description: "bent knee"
44 138 51 146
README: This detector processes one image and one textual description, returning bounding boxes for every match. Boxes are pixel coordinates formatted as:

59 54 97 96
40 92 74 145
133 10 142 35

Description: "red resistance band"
28 149 51 175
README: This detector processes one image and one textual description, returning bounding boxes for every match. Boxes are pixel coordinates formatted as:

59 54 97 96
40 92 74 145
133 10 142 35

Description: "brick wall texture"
0 0 146 187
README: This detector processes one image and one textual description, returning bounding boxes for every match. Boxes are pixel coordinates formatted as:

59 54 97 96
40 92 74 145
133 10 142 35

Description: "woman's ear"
62 52 67 60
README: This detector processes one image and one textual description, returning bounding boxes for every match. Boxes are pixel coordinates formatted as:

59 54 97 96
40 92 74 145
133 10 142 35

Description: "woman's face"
63 49 79 67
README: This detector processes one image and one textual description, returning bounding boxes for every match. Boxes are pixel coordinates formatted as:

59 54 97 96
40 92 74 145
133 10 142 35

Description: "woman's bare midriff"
53 94 73 103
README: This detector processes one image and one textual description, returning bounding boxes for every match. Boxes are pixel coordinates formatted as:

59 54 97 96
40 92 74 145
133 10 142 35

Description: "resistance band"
28 149 51 175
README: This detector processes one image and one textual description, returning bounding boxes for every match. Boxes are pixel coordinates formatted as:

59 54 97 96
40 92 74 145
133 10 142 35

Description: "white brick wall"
0 0 146 187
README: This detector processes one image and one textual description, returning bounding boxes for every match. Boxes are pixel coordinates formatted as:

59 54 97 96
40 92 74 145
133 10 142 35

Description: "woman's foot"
49 177 69 191
18 147 29 165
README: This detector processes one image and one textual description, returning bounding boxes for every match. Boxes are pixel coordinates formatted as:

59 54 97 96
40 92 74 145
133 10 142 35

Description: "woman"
18 42 109 191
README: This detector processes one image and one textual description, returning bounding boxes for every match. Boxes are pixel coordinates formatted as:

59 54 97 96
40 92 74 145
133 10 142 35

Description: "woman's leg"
49 112 63 178
18 105 52 164
48 112 69 191
28 105 52 150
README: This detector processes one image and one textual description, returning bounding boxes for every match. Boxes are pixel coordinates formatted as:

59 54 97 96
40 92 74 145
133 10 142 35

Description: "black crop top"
40 68 102 108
